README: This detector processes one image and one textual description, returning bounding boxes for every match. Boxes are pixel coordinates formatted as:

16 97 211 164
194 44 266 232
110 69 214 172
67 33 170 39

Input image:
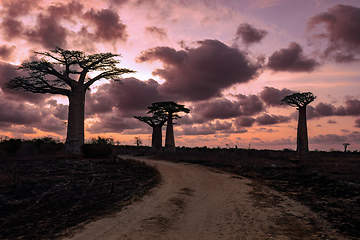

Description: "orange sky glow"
0 0 359 151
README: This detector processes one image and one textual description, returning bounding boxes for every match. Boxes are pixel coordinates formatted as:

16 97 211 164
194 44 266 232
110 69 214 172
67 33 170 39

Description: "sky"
0 0 359 151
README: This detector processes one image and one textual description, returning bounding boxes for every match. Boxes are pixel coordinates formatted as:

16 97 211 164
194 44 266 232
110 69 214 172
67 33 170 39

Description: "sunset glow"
0 0 359 151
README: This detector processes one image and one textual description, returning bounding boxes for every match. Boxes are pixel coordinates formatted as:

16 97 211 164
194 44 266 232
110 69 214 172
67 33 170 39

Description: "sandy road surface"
64 157 343 240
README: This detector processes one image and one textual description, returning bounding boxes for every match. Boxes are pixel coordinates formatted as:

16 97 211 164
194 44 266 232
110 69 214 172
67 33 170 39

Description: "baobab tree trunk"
165 112 176 152
152 124 163 152
65 89 85 154
297 106 309 154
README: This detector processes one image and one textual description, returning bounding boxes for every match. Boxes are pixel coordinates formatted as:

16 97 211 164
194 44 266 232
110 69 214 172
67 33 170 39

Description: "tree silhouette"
343 143 350 152
281 92 316 154
148 101 190 152
134 137 142 147
6 47 134 154
134 110 167 151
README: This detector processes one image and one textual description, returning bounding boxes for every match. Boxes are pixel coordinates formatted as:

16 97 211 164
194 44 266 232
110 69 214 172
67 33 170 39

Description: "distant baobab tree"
5 47 134 154
343 143 350 152
134 109 167 151
148 101 190 152
134 137 142 147
281 92 316 154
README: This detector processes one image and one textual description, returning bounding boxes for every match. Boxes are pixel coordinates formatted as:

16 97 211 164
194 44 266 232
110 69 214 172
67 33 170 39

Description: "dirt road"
64 157 344 240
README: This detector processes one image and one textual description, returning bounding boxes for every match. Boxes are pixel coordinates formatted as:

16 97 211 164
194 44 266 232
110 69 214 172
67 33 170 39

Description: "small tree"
148 101 190 152
134 137 142 147
282 92 316 154
343 143 350 152
5 47 134 154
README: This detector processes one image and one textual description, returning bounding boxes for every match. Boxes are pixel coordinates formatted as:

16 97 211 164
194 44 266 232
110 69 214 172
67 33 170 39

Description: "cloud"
86 113 142 134
87 77 167 117
83 8 128 43
311 132 360 144
0 45 15 61
145 26 168 40
327 119 337 124
235 23 267 45
259 86 294 106
256 114 291 125
267 42 319 72
1 2 84 49
1 0 41 18
192 95 264 121
24 13 69 48
355 119 360 128
234 117 255 127
0 62 49 104
0 18 24 40
137 39 262 101
307 4 360 63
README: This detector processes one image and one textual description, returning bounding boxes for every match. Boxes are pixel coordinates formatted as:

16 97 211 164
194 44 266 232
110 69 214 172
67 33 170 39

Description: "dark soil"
157 148 360 240
0 156 160 240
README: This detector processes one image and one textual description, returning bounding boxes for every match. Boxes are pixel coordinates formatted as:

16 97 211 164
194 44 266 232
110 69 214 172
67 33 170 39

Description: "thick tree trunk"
165 112 176 152
152 124 163 152
65 88 85 154
297 106 309 154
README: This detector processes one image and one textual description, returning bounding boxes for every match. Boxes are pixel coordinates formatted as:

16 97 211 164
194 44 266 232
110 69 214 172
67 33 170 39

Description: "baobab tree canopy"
5 47 134 154
281 92 316 108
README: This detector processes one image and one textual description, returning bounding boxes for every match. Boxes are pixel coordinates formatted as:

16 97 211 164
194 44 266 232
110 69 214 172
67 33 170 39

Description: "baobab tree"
148 101 190 152
343 143 350 152
134 110 167 151
281 92 316 154
6 47 134 154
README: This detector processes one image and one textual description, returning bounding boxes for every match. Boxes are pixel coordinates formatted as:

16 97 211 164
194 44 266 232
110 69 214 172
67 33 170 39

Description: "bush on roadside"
82 137 115 159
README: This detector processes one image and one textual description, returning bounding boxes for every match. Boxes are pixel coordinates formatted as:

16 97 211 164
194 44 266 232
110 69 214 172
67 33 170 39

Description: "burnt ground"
0 156 160 240
156 148 360 240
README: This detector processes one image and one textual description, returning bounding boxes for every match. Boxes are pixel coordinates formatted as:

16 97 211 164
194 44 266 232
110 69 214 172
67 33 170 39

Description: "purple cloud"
235 23 267 45
256 114 291 125
307 4 360 62
267 42 319 72
137 39 262 101
83 8 127 42
259 87 294 107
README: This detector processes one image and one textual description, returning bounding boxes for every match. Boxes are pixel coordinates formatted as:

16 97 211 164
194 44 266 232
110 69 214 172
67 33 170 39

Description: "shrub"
82 137 114 159
0 138 22 155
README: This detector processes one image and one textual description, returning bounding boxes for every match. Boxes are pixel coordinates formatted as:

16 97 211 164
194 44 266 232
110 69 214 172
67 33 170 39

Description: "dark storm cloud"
256 114 291 125
234 117 255 127
145 26 168 40
259 87 294 107
0 45 15 61
267 42 319 72
235 23 267 45
307 4 360 63
137 39 262 101
83 8 128 42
